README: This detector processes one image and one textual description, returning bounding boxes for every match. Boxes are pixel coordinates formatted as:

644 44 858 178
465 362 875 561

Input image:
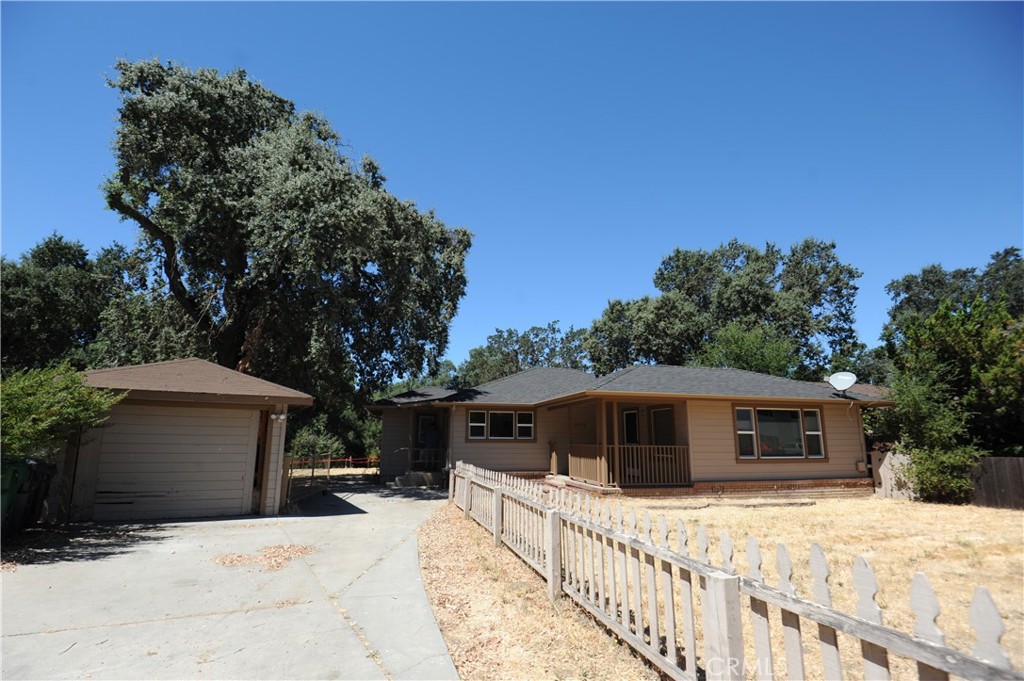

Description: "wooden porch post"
597 397 607 485
611 400 620 486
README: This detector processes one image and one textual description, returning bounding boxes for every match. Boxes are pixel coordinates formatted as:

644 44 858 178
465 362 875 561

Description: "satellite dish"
827 371 857 394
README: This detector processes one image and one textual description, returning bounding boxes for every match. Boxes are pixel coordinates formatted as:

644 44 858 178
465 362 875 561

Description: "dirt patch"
215 544 315 572
419 503 660 681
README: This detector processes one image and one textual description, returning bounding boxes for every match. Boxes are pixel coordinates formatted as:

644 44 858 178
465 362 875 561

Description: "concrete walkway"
1 483 458 680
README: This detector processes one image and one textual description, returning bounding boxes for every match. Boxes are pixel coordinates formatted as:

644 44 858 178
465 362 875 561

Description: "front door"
414 413 444 471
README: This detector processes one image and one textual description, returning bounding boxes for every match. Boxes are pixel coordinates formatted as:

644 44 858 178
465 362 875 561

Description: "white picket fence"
450 462 1022 681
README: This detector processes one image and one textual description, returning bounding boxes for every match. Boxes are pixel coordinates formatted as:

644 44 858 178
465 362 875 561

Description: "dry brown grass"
419 503 661 681
422 493 1023 680
616 495 1024 677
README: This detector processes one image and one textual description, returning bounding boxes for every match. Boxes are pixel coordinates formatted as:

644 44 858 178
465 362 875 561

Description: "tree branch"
106 192 215 337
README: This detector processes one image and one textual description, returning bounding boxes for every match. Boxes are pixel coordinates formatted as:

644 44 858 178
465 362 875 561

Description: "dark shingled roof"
84 358 314 406
373 364 891 409
584 365 885 402
443 367 598 405
376 386 461 406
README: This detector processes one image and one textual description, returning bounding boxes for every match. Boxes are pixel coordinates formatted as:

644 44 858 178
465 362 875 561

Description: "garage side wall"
73 403 260 521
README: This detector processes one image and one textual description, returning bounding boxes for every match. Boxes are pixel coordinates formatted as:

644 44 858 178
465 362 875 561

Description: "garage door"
90 404 261 521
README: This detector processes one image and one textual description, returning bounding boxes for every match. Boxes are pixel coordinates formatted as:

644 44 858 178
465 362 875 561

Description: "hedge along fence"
449 462 1022 681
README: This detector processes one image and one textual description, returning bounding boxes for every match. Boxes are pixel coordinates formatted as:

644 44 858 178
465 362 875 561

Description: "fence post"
492 487 503 547
702 569 746 681
545 508 562 603
463 474 473 519
448 468 455 502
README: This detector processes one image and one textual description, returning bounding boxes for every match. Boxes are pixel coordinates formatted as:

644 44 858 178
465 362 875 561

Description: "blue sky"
2 2 1021 367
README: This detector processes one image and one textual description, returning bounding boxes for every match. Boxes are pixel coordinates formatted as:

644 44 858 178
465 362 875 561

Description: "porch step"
390 471 446 488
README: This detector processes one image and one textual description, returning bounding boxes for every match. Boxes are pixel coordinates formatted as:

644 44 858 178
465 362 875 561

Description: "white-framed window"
735 408 756 459
516 412 534 439
803 409 824 458
467 410 536 440
468 411 487 439
734 407 826 460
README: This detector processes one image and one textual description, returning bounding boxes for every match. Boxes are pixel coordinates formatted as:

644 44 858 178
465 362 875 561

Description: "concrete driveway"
1 483 458 680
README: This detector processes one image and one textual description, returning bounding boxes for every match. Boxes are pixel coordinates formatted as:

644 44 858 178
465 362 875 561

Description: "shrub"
287 414 343 463
1 363 124 462
905 445 983 504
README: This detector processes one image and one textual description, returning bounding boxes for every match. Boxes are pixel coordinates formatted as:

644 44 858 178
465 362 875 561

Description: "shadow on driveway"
287 479 448 514
1 523 167 567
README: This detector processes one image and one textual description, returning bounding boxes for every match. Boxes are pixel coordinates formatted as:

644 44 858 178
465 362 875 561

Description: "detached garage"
61 358 313 522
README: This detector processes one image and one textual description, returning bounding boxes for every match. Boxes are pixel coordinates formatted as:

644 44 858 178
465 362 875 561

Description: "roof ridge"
593 364 640 389
471 365 591 390
84 356 201 375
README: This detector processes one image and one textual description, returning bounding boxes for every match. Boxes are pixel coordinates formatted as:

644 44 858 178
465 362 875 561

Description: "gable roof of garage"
84 358 314 407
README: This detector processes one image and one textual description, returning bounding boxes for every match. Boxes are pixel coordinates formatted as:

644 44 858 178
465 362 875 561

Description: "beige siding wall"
379 409 411 481
75 404 260 521
449 405 557 472
688 400 867 481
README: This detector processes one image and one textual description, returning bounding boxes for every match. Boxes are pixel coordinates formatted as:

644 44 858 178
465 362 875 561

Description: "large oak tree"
585 238 862 379
102 59 471 415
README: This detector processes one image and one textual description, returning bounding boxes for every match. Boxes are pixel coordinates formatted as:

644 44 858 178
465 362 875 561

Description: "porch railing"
618 445 691 487
568 444 609 485
568 445 691 487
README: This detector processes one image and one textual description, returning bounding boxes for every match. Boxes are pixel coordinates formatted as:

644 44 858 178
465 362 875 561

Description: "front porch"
566 444 691 487
550 397 692 489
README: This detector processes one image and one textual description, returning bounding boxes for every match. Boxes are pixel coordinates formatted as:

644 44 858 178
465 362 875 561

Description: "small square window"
468 411 486 439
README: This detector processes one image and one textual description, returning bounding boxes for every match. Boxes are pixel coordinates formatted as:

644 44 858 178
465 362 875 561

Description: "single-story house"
58 358 313 522
371 365 892 490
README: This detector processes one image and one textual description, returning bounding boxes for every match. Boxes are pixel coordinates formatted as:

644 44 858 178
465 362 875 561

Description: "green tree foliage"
878 249 1024 502
287 414 344 462
895 298 1023 455
0 363 124 461
883 247 1023 342
694 322 800 377
1 235 133 370
455 322 588 387
585 238 863 378
845 346 894 386
101 59 471 446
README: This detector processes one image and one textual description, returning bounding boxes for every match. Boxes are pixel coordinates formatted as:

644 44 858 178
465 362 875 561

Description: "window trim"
732 404 829 462
516 411 534 440
468 410 487 440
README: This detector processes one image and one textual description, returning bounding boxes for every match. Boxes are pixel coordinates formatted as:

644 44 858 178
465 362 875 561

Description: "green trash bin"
1 461 31 528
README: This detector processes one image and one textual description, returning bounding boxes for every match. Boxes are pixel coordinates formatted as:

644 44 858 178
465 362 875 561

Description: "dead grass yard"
420 494 1023 680
419 503 660 681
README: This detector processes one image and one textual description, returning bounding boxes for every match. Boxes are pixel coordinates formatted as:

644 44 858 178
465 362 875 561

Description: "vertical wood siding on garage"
687 400 867 482
87 404 260 521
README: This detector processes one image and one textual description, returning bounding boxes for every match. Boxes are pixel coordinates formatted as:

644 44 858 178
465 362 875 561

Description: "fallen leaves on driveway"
215 544 314 571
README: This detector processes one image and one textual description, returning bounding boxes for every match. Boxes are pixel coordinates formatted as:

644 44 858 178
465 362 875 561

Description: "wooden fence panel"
973 457 1024 509
450 462 1023 681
